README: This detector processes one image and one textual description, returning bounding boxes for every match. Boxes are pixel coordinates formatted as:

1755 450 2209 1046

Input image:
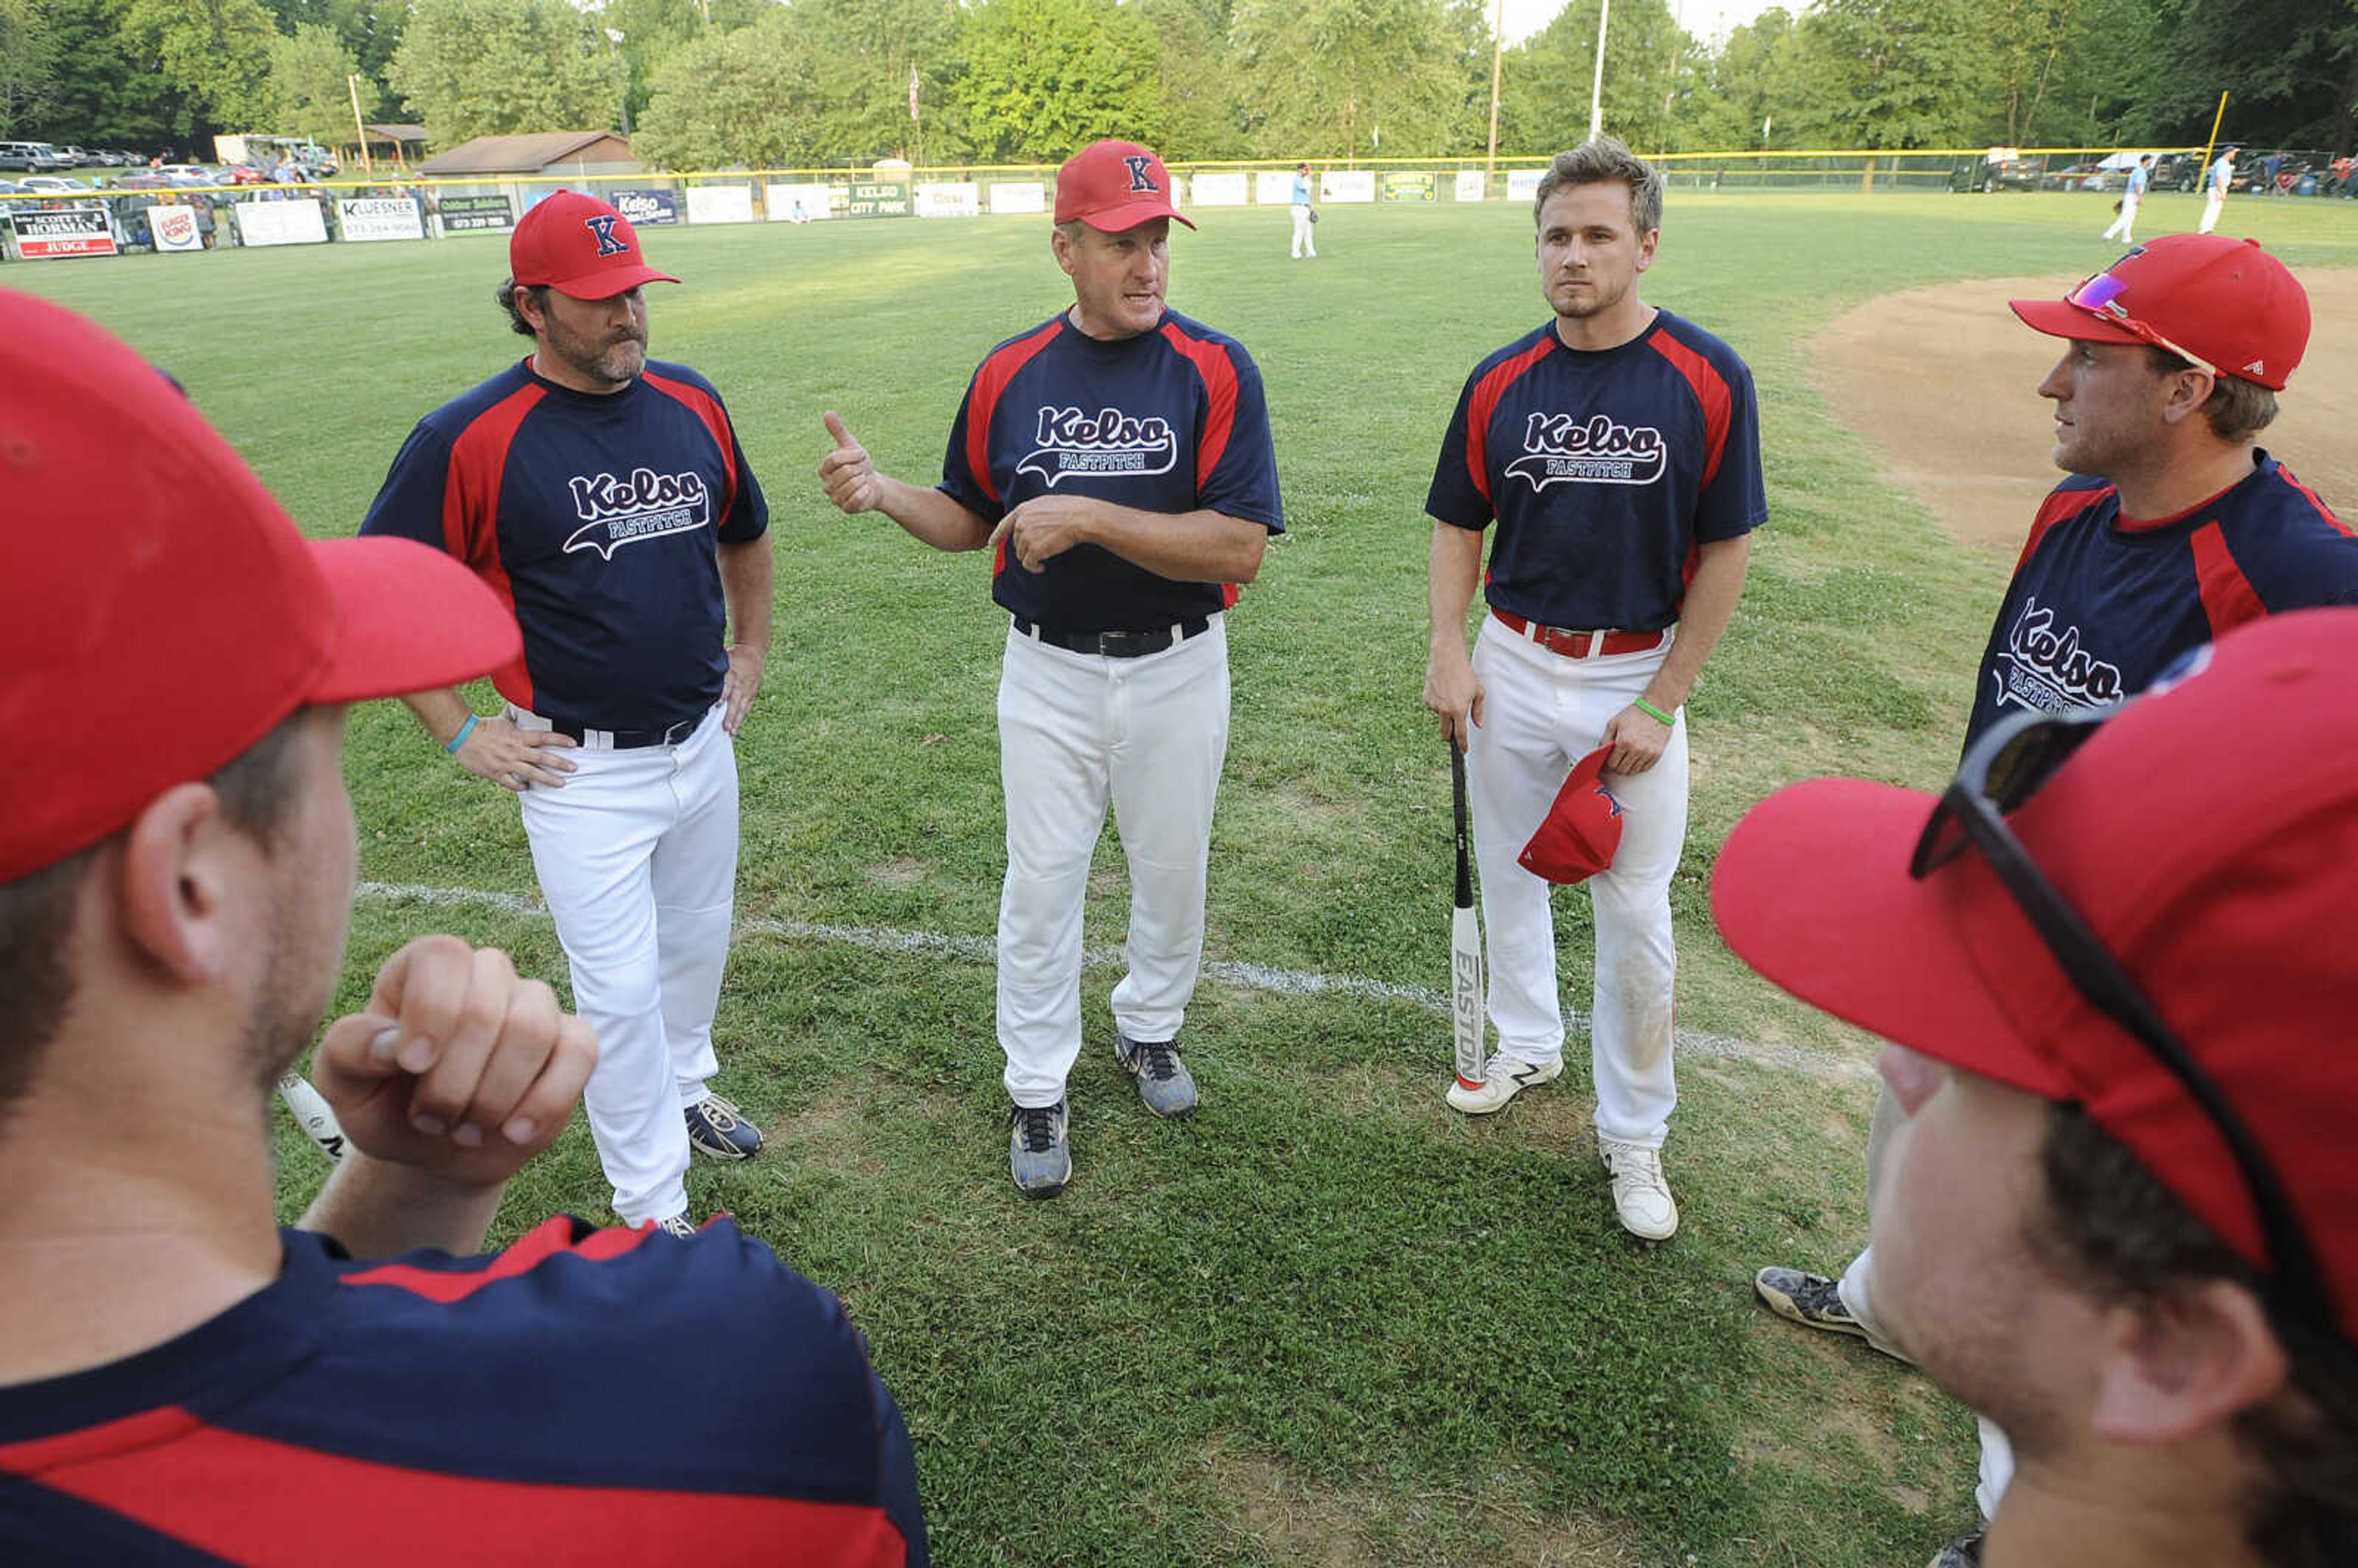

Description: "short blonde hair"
1533 137 1663 235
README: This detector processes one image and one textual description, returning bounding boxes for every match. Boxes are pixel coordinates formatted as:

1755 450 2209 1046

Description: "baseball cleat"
1599 1138 1678 1240
1753 1267 1913 1362
1116 1033 1197 1117
1445 1052 1563 1114
652 1213 698 1239
1009 1098 1072 1197
1928 1527 1985 1568
685 1093 763 1161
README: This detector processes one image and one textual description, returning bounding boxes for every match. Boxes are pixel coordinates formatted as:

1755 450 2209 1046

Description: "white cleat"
1600 1138 1679 1241
1445 1053 1563 1114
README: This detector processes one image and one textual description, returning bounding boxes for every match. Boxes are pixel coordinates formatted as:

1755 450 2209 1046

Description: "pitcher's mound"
1811 269 2358 551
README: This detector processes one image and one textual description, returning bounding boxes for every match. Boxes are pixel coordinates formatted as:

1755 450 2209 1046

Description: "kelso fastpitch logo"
563 468 712 559
1990 596 2126 713
1507 411 1667 489
1017 405 1178 487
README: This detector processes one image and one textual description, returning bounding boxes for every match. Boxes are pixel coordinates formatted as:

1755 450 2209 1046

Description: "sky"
1497 0 1784 47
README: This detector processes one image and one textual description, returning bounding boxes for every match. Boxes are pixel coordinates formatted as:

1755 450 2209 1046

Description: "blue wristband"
443 714 479 755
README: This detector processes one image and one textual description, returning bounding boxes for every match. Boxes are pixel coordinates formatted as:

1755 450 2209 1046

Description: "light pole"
1484 0 1504 176
1588 0 1611 142
605 29 630 137
348 73 374 175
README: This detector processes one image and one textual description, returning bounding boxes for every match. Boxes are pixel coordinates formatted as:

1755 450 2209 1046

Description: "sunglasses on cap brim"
2064 271 2219 378
1910 702 2341 1349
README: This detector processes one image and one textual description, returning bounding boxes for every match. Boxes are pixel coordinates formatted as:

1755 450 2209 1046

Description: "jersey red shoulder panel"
1465 338 1554 504
1644 330 1732 489
965 319 1064 509
340 1215 657 1304
640 370 739 519
1156 320 1238 481
2276 463 2355 538
440 380 543 710
2189 520 2268 637
2015 482 2115 575
17 1416 908 1568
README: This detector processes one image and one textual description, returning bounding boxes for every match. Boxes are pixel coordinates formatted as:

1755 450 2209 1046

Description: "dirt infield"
1811 269 2358 551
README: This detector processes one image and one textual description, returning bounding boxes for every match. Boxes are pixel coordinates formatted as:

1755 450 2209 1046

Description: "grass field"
13 187 2358 1567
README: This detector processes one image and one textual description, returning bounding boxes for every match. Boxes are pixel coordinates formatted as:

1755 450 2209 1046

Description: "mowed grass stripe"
26 190 2357 1567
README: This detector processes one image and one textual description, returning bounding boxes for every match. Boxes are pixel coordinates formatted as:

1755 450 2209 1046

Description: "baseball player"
2100 153 2150 244
0 289 925 1566
2198 142 2239 235
1716 608 2358 1568
1290 161 1317 258
819 138 1283 1197
360 190 775 1233
1422 136 1764 1242
1750 235 2358 1567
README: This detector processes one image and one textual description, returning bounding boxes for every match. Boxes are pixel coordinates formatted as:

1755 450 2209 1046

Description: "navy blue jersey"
938 309 1283 634
1426 311 1766 632
360 359 768 734
0 1217 925 1567
1967 454 2358 747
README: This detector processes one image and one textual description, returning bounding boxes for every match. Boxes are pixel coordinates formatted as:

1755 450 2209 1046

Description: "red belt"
1491 609 1666 659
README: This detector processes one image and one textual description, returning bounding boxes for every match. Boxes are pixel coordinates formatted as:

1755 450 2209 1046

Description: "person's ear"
2158 366 2216 427
2088 1280 2288 1445
114 784 242 985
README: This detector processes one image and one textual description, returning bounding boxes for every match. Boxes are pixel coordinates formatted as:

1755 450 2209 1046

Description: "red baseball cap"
1054 140 1196 233
1712 610 2358 1341
2009 234 2309 390
1519 745 1624 885
510 189 679 298
0 290 522 883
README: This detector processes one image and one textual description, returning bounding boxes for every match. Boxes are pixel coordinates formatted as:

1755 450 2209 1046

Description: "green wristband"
1633 697 1676 727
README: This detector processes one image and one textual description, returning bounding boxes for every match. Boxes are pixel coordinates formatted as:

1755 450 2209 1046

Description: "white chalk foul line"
355 880 1872 1085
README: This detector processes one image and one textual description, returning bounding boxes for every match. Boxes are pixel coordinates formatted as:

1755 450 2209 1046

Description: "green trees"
1229 0 1477 159
957 0 1162 160
389 0 627 145
268 23 364 149
115 0 282 131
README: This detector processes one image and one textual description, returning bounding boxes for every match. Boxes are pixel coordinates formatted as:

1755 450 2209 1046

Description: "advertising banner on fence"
1192 172 1248 207
1382 172 1436 203
1254 170 1295 206
438 193 515 233
9 203 115 259
1455 170 1488 203
147 203 203 252
914 182 979 219
235 200 329 247
1320 171 1376 204
987 181 1045 214
1506 168 1546 201
765 183 835 221
612 188 680 227
844 180 912 219
337 197 424 242
686 185 756 225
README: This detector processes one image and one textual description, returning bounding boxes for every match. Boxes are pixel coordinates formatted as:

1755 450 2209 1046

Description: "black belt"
548 713 704 749
1013 615 1212 659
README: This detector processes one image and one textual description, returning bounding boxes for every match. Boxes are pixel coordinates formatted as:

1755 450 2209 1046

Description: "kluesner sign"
337 198 425 243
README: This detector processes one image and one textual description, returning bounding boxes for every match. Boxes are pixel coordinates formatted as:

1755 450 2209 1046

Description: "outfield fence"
6 146 2349 265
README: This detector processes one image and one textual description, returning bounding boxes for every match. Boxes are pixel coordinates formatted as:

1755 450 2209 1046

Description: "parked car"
18 176 94 193
2042 160 2118 192
1954 151 2042 192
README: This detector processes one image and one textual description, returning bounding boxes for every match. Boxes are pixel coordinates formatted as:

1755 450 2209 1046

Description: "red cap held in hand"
510 189 680 299
1519 745 1624 885
2009 234 2309 390
1054 140 1196 233
0 289 521 883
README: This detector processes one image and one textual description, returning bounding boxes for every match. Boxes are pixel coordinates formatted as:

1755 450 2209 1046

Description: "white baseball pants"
2199 190 2225 234
1844 1084 2018 1520
996 619 1230 1108
1467 616 1687 1148
1291 206 1316 258
2100 193 2138 243
515 703 736 1224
